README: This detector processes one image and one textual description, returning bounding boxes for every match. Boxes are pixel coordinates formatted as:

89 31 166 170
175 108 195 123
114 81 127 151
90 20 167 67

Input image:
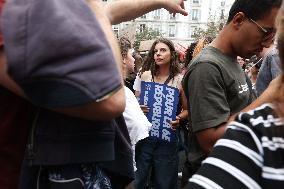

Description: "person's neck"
157 64 170 77
210 28 237 59
122 65 130 80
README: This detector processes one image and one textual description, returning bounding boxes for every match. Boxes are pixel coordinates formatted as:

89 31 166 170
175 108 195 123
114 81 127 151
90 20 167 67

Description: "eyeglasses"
249 18 276 40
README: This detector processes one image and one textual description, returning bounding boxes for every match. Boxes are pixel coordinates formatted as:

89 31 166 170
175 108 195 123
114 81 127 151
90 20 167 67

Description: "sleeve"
186 62 230 132
133 73 141 92
270 52 281 80
185 114 263 189
2 0 122 108
123 87 151 145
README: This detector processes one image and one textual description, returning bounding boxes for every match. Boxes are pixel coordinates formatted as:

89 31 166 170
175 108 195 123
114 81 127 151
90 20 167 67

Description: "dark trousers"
135 137 178 189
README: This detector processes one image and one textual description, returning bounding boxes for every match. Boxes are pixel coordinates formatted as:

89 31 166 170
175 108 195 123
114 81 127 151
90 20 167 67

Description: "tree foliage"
133 26 163 51
192 13 227 41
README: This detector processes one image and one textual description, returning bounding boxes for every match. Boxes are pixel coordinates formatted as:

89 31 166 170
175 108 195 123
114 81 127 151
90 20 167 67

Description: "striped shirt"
186 103 284 189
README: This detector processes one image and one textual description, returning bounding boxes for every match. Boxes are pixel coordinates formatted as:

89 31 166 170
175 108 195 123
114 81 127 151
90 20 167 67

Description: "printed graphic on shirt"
140 81 179 142
238 83 249 94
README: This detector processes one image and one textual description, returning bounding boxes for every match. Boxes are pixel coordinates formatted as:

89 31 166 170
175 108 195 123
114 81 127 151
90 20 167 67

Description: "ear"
232 12 246 29
122 57 126 64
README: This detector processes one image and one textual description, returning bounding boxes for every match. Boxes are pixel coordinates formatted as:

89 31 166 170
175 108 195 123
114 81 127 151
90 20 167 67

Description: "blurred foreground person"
1 0 188 188
0 1 35 189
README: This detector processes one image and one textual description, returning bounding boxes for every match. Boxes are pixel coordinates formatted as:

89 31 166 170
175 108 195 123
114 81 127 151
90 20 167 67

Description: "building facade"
105 0 234 47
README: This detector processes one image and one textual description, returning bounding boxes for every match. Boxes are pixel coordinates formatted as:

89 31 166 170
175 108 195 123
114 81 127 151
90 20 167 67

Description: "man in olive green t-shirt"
182 0 280 184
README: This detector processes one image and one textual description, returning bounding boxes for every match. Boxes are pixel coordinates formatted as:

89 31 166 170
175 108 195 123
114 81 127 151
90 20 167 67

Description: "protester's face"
237 56 245 66
251 66 259 76
125 49 135 73
237 8 279 58
154 42 172 66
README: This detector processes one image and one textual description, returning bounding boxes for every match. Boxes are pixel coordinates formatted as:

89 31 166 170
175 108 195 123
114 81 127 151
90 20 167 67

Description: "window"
140 14 147 19
190 26 197 38
188 28 191 38
168 25 176 37
140 24 146 33
113 26 119 37
154 25 161 33
153 10 161 19
220 9 225 19
169 13 178 20
191 9 200 21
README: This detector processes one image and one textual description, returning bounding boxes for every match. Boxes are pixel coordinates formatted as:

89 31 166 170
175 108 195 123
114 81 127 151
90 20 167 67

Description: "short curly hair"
118 37 132 58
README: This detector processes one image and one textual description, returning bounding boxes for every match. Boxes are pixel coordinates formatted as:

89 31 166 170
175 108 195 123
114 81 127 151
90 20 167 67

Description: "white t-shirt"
123 86 152 171
133 73 141 92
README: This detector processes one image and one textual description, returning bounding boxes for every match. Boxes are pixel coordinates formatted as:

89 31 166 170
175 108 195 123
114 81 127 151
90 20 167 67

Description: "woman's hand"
170 116 181 130
140 104 149 114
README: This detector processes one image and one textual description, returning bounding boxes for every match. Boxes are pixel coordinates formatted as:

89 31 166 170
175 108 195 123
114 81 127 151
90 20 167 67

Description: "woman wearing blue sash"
135 38 188 189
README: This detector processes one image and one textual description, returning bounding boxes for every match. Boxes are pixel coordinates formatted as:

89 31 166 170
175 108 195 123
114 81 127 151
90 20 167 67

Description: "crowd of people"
1 0 284 189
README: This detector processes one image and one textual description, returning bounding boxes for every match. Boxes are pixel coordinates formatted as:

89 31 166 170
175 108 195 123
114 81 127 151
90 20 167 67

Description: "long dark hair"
144 38 180 84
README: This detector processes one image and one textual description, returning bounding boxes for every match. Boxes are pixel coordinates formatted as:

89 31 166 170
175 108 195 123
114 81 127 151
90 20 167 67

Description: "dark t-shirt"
183 46 253 162
2 0 134 183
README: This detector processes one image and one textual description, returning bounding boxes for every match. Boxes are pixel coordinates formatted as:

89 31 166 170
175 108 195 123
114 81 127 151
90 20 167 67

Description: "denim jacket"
256 48 281 96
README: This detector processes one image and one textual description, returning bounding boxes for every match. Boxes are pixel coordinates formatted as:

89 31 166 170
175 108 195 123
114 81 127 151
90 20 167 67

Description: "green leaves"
134 27 163 51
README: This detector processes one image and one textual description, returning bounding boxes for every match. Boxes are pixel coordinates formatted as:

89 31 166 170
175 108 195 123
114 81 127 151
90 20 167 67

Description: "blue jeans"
135 137 178 189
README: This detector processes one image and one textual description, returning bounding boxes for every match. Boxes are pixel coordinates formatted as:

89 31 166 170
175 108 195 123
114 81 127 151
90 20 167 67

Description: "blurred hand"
264 75 282 101
140 105 149 114
163 0 188 17
241 75 282 114
170 116 181 130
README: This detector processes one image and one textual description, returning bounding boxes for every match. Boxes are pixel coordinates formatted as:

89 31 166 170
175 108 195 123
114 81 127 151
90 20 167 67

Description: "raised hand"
162 0 188 17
